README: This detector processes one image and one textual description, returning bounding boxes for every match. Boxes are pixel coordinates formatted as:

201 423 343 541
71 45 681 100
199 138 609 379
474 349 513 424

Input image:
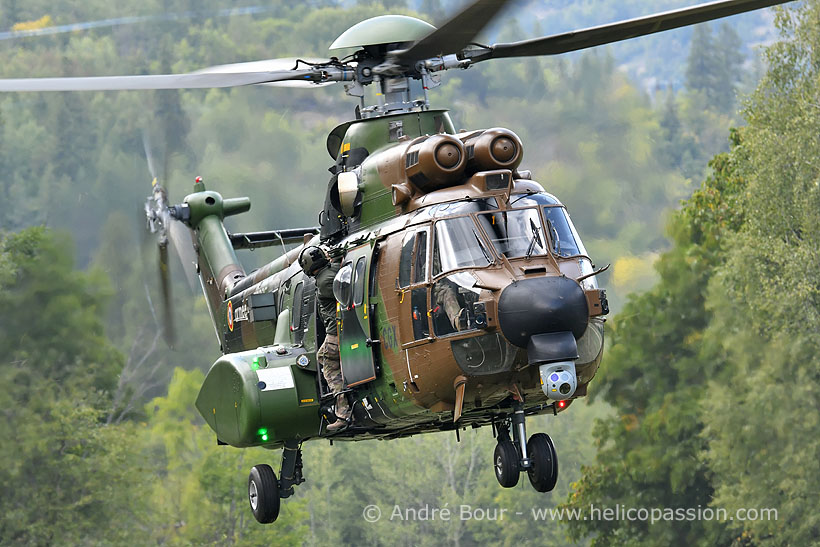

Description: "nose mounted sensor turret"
539 361 577 401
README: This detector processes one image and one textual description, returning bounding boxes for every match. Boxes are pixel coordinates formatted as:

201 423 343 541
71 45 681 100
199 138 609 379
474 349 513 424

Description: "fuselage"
192 110 607 448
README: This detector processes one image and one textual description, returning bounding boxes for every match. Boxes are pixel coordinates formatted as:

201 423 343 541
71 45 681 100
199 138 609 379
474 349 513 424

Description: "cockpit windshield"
432 216 493 276
427 193 588 277
477 209 547 259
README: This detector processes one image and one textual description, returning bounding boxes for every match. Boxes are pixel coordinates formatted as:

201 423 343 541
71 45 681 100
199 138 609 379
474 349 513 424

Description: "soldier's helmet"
299 245 329 276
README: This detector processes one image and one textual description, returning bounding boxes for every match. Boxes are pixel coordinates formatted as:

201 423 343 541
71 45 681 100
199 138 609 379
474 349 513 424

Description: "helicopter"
0 0 795 525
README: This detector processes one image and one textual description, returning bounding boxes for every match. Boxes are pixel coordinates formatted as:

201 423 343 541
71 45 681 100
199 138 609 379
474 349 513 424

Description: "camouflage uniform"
314 260 351 421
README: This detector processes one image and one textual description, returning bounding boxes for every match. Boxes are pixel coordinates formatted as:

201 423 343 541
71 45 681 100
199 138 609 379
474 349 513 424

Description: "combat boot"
326 417 349 432
326 394 352 432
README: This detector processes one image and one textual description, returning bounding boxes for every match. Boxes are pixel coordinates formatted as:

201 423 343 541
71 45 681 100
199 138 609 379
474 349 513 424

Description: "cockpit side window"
398 228 430 288
509 192 587 258
432 272 483 337
412 230 428 284
543 206 586 257
398 232 414 288
397 228 433 342
410 288 429 340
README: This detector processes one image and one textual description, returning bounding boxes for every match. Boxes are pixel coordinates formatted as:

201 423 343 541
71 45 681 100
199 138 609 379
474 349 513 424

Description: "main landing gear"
248 440 305 524
493 402 558 492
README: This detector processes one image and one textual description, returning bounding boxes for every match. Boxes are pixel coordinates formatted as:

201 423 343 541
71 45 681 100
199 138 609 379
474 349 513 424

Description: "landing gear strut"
493 402 558 492
248 440 305 524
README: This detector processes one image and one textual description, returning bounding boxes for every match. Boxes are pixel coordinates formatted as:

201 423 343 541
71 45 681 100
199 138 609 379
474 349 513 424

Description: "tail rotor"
142 132 195 348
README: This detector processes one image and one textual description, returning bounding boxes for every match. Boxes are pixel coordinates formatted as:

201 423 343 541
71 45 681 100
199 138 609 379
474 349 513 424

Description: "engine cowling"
404 133 467 191
461 128 523 174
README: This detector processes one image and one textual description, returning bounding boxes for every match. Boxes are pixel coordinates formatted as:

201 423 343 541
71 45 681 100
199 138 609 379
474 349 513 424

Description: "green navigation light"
251 357 260 370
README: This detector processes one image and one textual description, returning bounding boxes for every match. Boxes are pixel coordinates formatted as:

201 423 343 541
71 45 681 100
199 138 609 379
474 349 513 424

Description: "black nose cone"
497 276 588 347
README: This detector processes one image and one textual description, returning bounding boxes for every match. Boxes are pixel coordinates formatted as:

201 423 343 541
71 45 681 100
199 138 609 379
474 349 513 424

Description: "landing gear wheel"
248 464 280 523
494 441 520 488
527 433 558 492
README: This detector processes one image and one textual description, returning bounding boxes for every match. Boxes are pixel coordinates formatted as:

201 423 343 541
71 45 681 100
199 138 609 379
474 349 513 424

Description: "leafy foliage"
565 3 820 546
0 228 149 544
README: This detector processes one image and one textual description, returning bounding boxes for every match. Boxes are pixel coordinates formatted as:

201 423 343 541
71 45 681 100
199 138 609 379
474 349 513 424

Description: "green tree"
685 23 744 114
713 23 744 112
561 140 748 546
565 3 820 546
701 3 820 545
0 227 151 544
142 368 308 545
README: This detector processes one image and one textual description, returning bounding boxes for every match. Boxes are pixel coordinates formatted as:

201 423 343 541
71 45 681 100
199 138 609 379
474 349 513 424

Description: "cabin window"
333 262 353 309
477 208 547 259
291 282 303 331
432 217 493 276
353 257 366 307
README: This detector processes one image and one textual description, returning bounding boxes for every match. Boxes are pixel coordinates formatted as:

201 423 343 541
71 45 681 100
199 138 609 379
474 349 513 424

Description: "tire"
248 464 280 523
527 433 558 493
493 440 520 488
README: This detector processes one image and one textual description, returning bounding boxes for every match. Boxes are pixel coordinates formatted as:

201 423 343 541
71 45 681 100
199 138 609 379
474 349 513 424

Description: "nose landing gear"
248 440 305 524
526 432 558 492
493 402 558 492
493 439 520 487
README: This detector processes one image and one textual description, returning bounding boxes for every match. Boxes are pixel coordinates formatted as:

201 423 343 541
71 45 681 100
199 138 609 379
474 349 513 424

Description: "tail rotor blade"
142 130 159 182
168 219 199 292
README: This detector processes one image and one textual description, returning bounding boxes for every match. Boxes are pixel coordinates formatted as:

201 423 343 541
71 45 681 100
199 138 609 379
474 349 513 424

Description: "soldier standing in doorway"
299 245 351 432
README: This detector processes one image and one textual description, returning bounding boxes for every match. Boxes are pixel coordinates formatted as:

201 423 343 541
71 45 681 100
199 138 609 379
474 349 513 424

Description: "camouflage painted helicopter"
0 0 794 524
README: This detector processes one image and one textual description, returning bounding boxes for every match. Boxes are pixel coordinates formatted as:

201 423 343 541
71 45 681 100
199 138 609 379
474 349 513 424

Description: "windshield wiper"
544 218 561 256
525 218 543 260
473 230 493 264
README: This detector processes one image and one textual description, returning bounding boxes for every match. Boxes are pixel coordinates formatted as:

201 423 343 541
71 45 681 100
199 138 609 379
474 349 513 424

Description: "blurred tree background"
0 1 816 545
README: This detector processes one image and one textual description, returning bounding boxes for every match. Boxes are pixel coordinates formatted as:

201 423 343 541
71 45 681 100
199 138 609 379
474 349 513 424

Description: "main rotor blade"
0 7 274 42
0 69 318 92
394 0 513 63
485 0 793 61
195 58 337 88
